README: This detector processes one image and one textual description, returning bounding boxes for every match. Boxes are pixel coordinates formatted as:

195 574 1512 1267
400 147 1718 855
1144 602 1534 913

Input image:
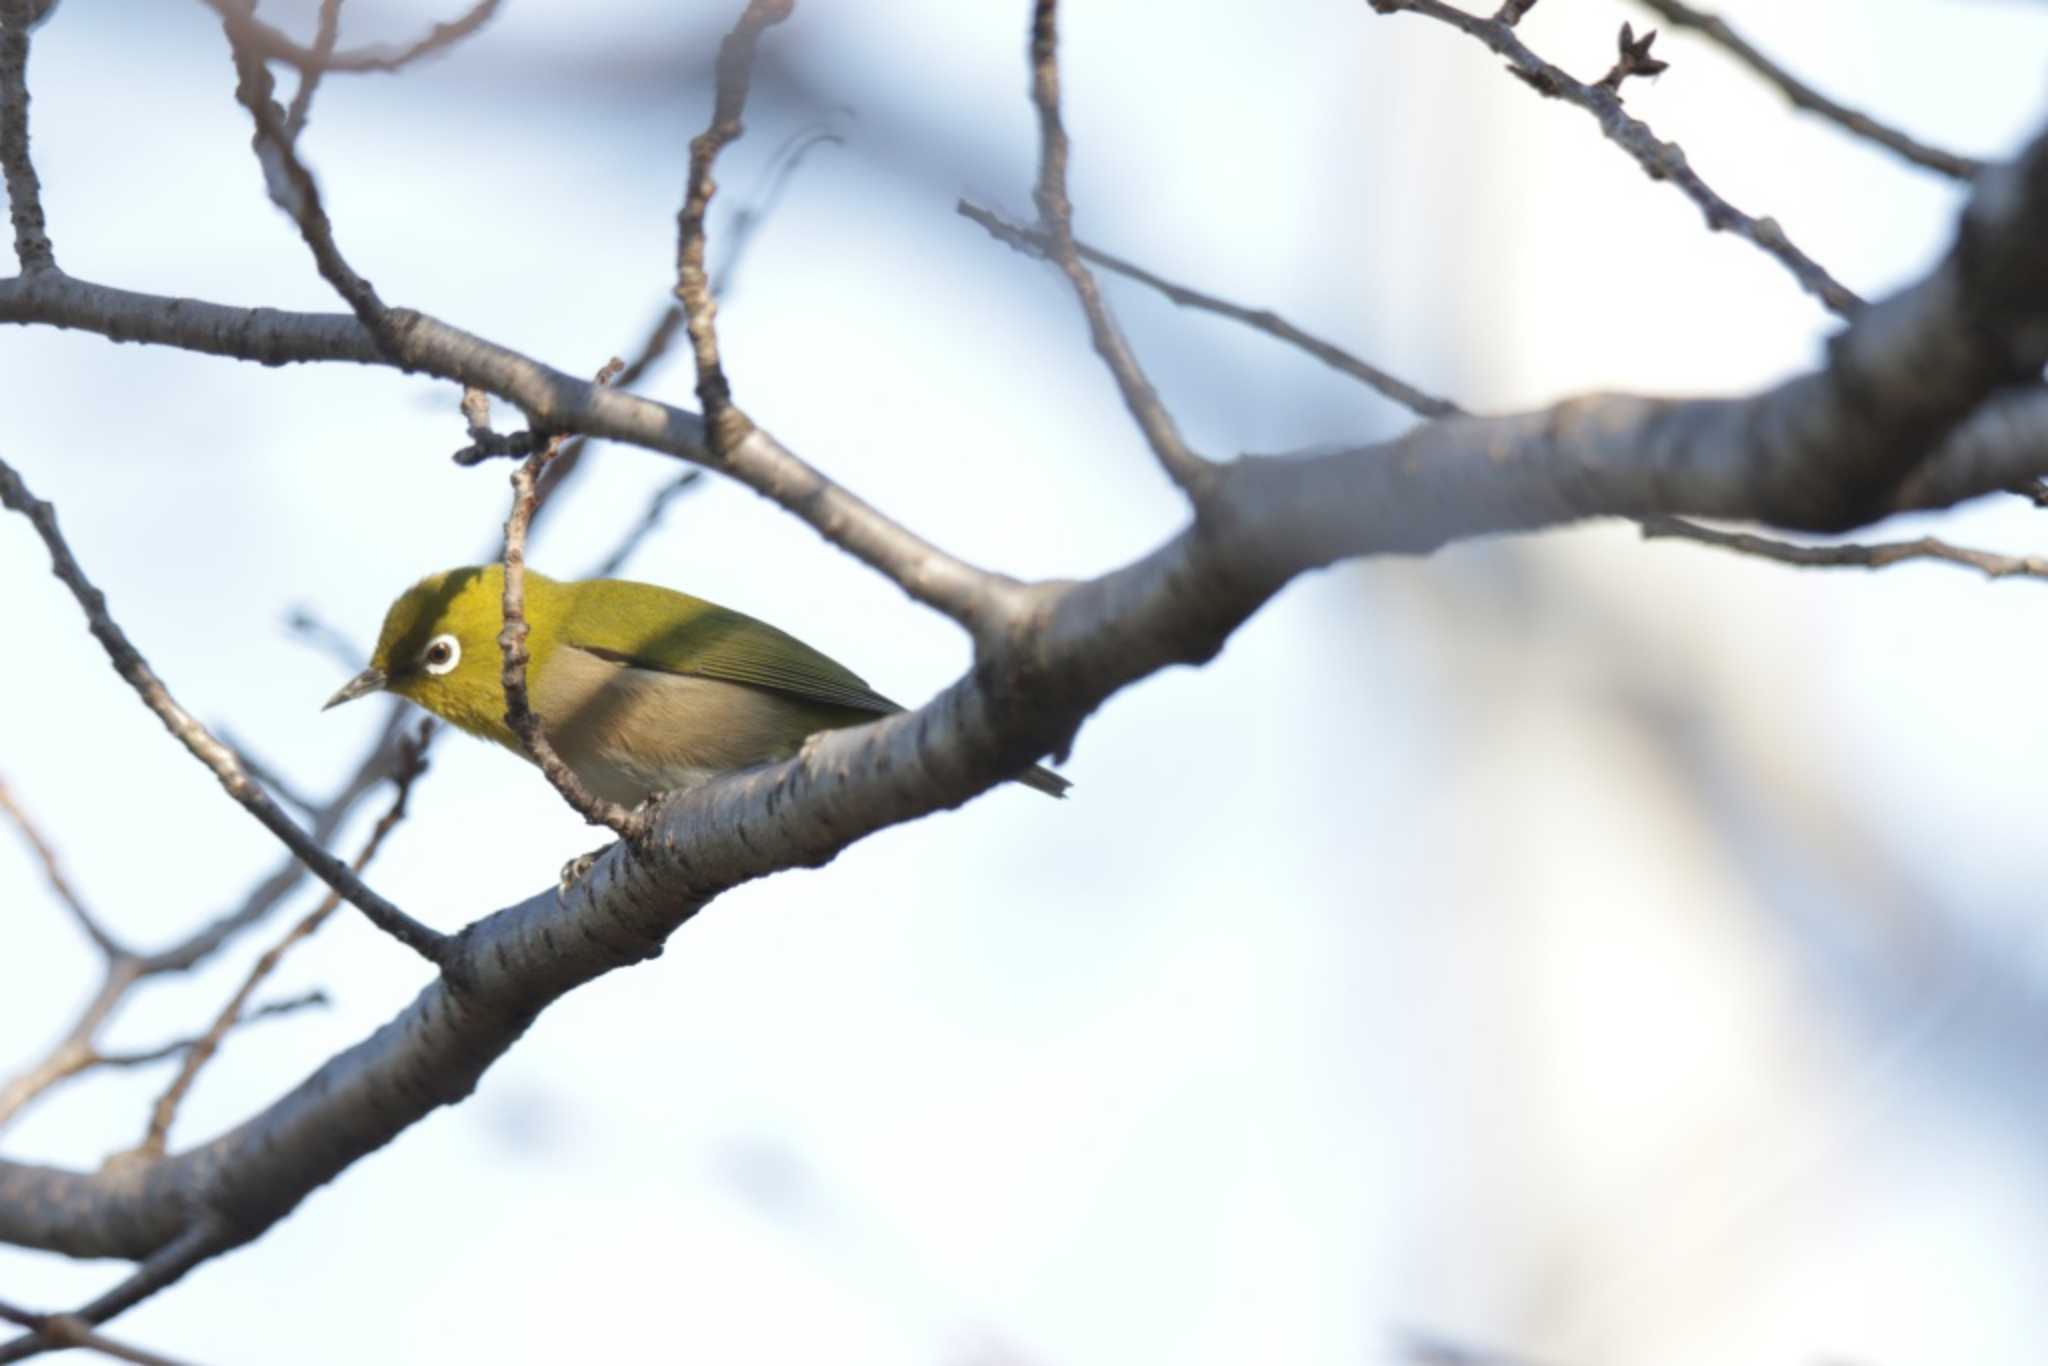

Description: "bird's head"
324 565 548 737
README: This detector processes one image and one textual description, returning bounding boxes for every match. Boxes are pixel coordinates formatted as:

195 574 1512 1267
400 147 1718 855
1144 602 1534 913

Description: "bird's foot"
558 848 605 894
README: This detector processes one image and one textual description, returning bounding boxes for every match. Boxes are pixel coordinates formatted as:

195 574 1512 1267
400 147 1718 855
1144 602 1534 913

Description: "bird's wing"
562 579 900 715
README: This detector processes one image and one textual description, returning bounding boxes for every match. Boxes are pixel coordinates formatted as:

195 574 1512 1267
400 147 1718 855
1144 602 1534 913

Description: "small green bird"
324 565 1069 803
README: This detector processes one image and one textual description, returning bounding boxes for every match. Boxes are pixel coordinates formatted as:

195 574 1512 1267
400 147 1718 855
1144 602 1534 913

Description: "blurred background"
4 0 2048 1361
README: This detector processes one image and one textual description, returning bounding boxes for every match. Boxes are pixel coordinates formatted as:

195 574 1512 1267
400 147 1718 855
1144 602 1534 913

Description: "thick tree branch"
1027 0 1212 499
0 457 447 964
1631 0 1985 181
1367 0 1863 317
0 0 56 274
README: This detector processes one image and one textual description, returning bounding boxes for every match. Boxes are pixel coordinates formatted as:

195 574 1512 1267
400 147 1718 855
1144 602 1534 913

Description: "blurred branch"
1026 0 1211 499
0 1222 230 1364
195 0 501 75
219 3 407 356
1631 0 1985 180
0 704 406 1133
959 202 1463 420
582 471 705 580
1367 0 1863 316
1641 516 2048 579
0 774 126 956
136 723 431 1158
93 991 329 1068
0 1298 195 1366
282 604 364 671
280 0 343 140
0 456 446 964
0 0 57 274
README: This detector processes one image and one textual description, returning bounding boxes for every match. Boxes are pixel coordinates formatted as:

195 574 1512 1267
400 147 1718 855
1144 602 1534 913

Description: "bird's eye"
421 633 461 676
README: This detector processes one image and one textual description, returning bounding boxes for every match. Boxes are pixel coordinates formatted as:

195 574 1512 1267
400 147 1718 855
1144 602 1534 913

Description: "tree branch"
1367 0 1863 317
194 0 501 76
0 1298 195 1366
280 0 343 141
493 372 651 839
0 456 447 964
1640 516 2048 580
1026 0 1212 499
0 774 126 956
0 0 56 275
958 202 1464 421
136 724 432 1158
1631 0 1985 181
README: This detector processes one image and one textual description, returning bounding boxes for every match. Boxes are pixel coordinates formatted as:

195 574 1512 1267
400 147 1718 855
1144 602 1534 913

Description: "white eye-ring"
421 633 461 676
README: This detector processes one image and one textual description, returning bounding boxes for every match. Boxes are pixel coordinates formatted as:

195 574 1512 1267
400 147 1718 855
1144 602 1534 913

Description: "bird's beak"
322 667 388 711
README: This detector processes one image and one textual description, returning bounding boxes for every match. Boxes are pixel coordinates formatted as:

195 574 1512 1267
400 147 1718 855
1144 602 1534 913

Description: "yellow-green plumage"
328 566 1068 803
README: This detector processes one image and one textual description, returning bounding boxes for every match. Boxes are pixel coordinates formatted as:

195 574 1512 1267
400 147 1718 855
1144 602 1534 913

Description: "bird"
323 565 1070 804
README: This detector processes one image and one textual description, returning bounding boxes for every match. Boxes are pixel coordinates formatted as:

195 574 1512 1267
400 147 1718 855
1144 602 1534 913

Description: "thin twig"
1027 0 1212 498
497 362 648 838
1632 0 1984 181
709 121 846 300
674 0 794 455
219 731 325 818
282 604 365 671
218 3 408 356
1367 0 1863 317
93 991 330 1068
582 471 705 581
280 0 343 141
0 455 446 963
1641 515 2048 580
959 202 1464 421
196 0 500 76
0 1221 230 1364
0 775 126 956
0 0 57 274
137 723 432 1157
0 1299 195 1366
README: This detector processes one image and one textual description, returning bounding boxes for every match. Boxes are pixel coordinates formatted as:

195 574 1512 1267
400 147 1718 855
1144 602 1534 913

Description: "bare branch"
218 4 408 357
959 201 1463 421
93 991 330 1069
0 0 56 274
195 0 500 76
1027 0 1212 498
673 0 794 449
0 775 125 956
1632 0 1985 181
281 604 364 671
0 1298 196 1366
280 0 343 141
0 1221 230 1364
497 368 650 840
0 456 446 964
0 272 1016 627
1367 0 1863 317
137 723 432 1157
1641 516 2048 579
583 471 705 581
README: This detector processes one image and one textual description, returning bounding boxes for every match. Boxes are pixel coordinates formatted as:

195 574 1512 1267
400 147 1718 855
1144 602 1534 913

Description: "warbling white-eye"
323 565 1070 803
